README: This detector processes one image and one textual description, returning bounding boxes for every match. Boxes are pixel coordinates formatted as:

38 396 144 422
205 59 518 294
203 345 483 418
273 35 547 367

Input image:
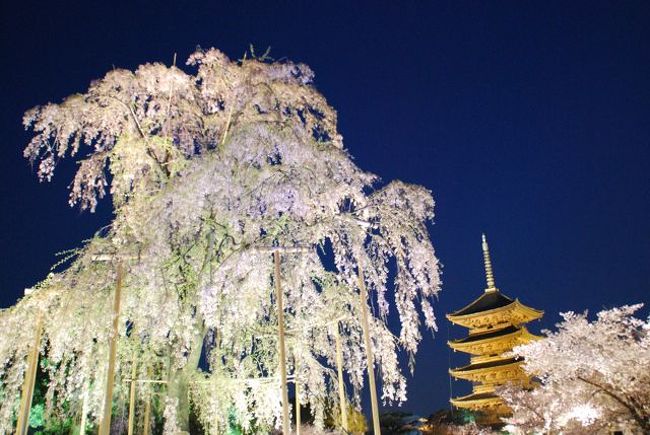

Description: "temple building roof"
451 356 520 373
446 291 543 330
450 356 528 383
452 325 519 343
450 391 507 411
448 325 540 355
448 290 514 317
451 392 511 424
452 392 500 403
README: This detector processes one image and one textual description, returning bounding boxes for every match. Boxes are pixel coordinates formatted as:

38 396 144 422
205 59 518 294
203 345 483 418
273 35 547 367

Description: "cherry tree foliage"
445 423 498 435
1 48 441 433
498 304 650 434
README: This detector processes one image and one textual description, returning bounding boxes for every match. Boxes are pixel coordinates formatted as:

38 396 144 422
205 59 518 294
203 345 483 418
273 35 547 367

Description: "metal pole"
334 324 349 432
358 267 381 435
127 356 138 435
15 316 43 435
99 262 124 435
273 250 290 435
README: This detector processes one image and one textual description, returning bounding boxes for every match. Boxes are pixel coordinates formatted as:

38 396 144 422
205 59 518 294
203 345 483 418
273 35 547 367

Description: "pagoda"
447 234 543 425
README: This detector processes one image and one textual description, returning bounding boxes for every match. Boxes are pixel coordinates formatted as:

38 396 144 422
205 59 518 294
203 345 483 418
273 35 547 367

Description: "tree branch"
577 375 649 431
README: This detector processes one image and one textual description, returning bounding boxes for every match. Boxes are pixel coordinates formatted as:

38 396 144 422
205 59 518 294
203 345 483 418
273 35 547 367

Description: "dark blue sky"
1 0 648 417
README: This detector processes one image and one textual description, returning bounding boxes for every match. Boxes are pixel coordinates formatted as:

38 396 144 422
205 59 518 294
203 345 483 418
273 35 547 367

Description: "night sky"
1 0 649 418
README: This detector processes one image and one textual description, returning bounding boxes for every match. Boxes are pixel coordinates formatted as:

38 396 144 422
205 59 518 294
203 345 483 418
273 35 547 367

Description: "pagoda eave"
448 326 541 355
447 299 543 330
450 393 505 410
450 359 524 382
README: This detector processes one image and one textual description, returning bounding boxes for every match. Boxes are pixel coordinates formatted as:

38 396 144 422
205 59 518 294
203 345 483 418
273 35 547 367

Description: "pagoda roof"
450 391 507 411
452 356 521 373
448 325 540 355
452 392 500 403
451 325 519 344
448 290 514 317
446 290 543 329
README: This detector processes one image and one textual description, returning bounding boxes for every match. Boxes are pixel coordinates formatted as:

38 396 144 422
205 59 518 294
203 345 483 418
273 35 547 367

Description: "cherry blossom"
499 304 650 433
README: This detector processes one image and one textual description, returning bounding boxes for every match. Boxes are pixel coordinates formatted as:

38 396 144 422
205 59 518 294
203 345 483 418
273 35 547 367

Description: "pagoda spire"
482 233 497 292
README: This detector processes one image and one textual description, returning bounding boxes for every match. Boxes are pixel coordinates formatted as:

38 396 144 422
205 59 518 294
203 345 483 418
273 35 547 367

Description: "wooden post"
295 377 301 435
15 316 43 435
79 380 90 435
99 262 124 435
143 367 152 435
334 324 349 432
273 250 290 435
127 356 138 435
358 267 381 435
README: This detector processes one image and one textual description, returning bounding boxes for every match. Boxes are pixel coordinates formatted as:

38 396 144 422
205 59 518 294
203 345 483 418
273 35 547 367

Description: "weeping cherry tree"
0 47 441 434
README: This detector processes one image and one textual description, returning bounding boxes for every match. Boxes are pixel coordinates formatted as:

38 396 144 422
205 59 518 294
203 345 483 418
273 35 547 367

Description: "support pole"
334 324 349 432
273 250 290 435
79 380 90 435
99 262 124 435
143 366 152 435
15 316 43 435
358 267 381 435
295 377 301 435
127 356 138 435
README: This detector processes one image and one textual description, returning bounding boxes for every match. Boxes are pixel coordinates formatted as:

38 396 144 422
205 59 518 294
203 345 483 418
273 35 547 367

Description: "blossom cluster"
499 304 650 433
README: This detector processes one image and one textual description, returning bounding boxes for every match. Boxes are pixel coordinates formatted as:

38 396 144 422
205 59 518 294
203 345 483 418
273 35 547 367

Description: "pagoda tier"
451 392 511 425
449 356 526 383
447 291 542 331
447 235 543 426
449 324 539 356
451 392 508 410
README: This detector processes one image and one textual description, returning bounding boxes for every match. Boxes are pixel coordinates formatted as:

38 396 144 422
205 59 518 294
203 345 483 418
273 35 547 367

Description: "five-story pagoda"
447 235 543 425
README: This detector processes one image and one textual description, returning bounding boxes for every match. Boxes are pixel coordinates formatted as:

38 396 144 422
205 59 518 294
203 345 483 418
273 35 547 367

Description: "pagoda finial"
482 233 497 292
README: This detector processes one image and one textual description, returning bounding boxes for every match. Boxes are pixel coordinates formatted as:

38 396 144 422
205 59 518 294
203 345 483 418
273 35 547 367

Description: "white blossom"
498 304 650 433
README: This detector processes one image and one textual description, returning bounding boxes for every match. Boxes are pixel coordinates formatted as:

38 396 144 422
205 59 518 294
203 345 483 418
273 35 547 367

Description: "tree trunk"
167 370 191 433
167 327 206 433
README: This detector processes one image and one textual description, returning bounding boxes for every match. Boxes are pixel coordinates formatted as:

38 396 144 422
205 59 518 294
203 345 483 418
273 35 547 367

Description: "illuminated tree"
1 48 441 433
498 304 650 433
